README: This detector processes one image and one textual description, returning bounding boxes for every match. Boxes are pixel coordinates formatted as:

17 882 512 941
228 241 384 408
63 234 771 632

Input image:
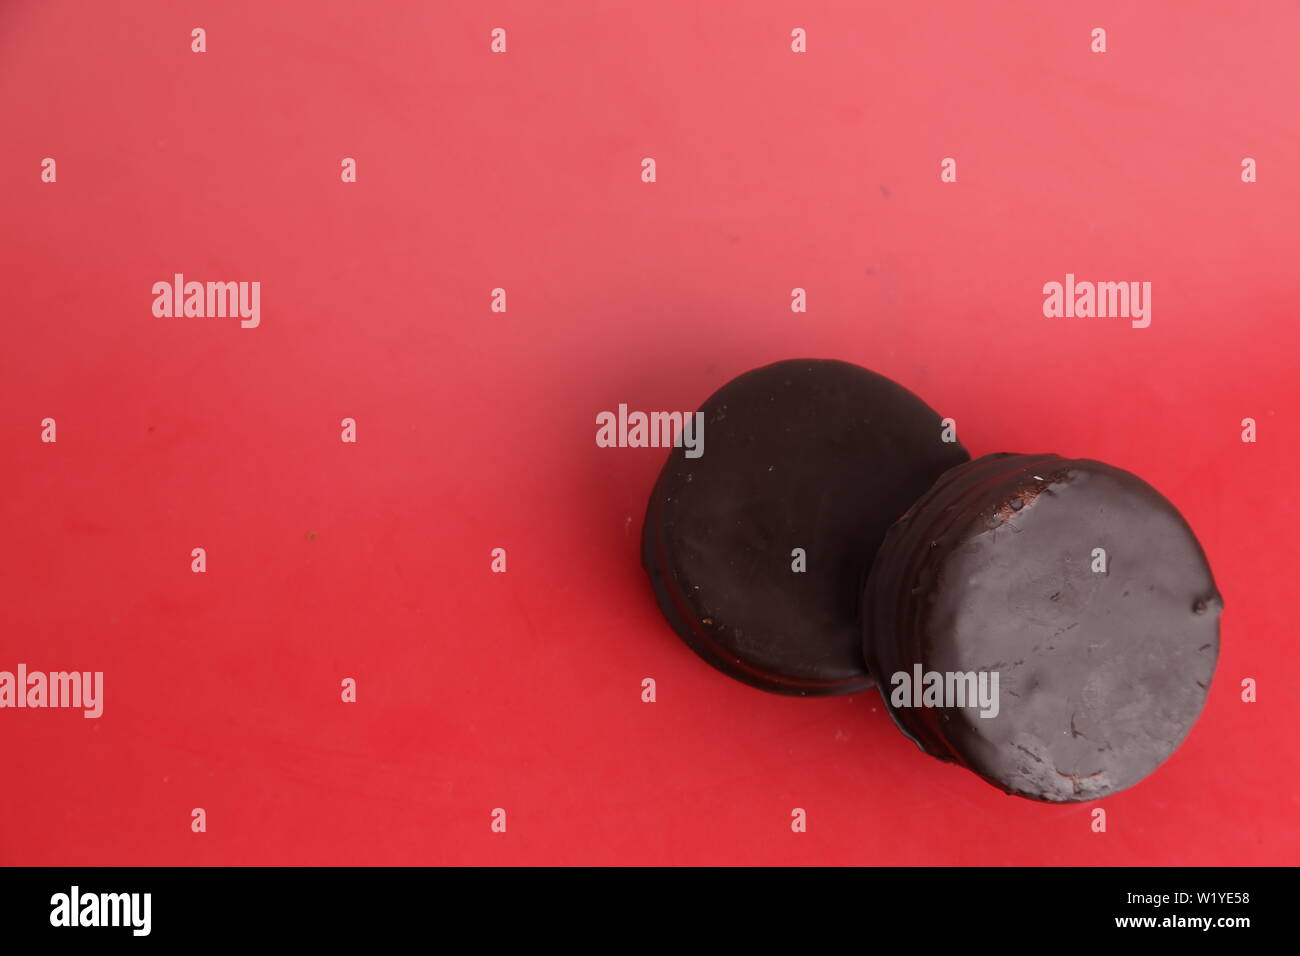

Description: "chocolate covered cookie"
642 359 969 695
863 453 1222 801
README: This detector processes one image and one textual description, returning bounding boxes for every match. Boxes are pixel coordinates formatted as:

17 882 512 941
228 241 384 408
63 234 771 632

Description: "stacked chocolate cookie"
641 359 1221 803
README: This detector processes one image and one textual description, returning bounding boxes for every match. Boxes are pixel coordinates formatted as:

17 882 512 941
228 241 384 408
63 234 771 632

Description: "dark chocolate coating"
642 359 969 695
864 453 1222 801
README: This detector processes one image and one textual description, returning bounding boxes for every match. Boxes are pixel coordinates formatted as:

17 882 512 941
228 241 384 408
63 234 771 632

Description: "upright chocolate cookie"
642 359 969 696
864 453 1222 801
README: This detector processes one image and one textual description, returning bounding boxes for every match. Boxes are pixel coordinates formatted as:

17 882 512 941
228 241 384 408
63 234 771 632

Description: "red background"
2 1 1297 866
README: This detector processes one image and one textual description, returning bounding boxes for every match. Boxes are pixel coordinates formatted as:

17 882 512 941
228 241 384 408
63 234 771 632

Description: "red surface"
2 1 1297 866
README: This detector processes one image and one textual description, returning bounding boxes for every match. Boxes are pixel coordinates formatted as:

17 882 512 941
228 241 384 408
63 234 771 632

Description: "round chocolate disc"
642 358 969 695
863 453 1222 801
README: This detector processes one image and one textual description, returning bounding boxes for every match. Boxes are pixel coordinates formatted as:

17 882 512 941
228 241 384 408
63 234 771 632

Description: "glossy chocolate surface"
864 453 1222 801
643 359 969 695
